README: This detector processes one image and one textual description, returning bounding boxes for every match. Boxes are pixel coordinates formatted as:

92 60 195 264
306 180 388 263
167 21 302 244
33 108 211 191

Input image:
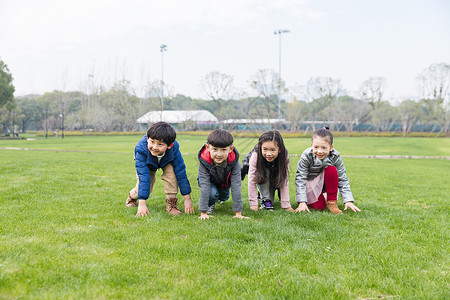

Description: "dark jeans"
209 183 230 207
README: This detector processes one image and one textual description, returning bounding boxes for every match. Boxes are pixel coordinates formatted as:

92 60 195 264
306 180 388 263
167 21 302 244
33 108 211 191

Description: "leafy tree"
36 92 63 133
0 59 15 110
15 96 42 132
166 94 195 110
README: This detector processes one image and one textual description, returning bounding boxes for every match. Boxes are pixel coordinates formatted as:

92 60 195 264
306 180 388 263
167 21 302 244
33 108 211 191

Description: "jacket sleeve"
135 143 151 200
295 151 310 203
279 156 291 209
333 155 354 203
247 152 259 207
230 161 243 212
171 141 192 196
240 147 255 180
198 162 211 212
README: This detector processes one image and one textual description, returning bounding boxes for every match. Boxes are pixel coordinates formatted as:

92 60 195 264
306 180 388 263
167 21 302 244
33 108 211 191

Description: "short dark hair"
312 126 333 145
147 122 176 145
207 129 233 148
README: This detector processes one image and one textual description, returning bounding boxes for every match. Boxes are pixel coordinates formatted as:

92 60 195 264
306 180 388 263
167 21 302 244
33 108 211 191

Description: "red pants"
308 166 338 211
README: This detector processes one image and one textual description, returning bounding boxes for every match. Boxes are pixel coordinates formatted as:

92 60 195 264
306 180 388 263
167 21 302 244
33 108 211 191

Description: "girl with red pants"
294 127 361 214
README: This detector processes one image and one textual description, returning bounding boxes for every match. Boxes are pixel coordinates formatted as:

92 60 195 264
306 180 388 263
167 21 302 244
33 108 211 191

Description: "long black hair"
255 131 288 187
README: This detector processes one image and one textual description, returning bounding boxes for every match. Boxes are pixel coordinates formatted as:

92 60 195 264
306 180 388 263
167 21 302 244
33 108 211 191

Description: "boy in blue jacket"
126 122 194 216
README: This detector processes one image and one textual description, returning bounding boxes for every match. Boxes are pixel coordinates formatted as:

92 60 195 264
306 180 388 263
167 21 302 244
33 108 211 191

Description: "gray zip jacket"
198 145 243 213
295 147 354 203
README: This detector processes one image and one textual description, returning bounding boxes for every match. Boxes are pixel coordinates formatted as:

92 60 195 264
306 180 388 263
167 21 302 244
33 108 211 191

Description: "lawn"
0 135 449 299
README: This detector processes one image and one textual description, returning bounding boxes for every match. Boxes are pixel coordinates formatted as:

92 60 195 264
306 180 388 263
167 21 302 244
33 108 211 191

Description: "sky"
0 0 449 103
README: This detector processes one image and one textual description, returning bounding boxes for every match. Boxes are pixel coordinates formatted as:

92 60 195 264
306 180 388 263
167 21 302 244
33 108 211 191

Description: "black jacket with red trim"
197 144 243 212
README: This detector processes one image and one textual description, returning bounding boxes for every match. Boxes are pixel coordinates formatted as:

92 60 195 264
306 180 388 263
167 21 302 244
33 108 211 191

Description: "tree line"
1 59 449 135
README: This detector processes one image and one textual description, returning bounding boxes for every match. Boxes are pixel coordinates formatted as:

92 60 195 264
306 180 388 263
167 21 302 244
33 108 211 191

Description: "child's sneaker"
260 199 274 210
207 203 215 214
125 194 137 207
326 201 343 214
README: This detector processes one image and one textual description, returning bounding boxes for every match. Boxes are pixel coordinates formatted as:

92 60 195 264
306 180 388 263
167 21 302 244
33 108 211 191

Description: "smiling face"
261 141 280 162
311 136 333 160
147 138 173 156
207 144 234 164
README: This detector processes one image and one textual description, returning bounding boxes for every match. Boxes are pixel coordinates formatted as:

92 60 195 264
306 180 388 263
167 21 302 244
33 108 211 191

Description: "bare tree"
371 102 397 132
285 97 311 133
359 77 386 111
398 100 425 136
201 71 234 126
101 80 138 131
324 96 369 132
416 63 450 134
306 77 342 106
249 69 285 129
305 77 343 131
144 80 174 121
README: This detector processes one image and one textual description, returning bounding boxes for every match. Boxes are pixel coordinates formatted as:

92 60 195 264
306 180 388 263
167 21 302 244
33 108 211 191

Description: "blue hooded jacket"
134 135 191 200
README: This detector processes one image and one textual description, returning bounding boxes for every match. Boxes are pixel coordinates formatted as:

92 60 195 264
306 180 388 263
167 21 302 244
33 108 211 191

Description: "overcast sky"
1 0 449 102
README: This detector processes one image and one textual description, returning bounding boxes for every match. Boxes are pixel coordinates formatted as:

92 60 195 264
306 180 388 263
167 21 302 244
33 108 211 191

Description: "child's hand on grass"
250 205 259 211
344 202 361 212
198 212 212 220
183 194 195 214
136 200 150 217
284 207 294 212
233 212 250 219
294 202 310 213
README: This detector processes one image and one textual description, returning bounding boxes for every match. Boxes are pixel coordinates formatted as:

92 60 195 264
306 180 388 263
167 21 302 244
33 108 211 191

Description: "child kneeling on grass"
242 130 293 211
295 127 361 214
125 122 194 217
197 129 249 220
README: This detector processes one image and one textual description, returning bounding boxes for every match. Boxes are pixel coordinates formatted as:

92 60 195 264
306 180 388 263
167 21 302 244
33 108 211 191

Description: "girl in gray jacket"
294 127 361 214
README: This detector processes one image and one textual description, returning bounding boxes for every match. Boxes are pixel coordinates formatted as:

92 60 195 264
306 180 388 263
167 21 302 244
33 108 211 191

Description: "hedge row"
28 130 448 138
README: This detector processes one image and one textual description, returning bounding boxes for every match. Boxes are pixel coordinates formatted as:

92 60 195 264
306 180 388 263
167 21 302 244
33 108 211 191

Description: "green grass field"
1 135 449 299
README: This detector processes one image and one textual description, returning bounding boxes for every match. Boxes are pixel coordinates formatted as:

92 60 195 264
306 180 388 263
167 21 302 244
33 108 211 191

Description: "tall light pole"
11 111 16 136
274 29 290 127
60 101 65 139
44 107 49 138
160 44 167 121
84 74 94 133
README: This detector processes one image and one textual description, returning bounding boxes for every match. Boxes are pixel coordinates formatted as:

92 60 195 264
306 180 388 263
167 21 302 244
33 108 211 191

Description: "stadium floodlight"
160 44 168 121
273 29 290 126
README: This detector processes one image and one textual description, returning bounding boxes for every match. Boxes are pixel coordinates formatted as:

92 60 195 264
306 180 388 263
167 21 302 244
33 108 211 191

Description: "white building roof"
222 118 287 124
136 110 218 124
